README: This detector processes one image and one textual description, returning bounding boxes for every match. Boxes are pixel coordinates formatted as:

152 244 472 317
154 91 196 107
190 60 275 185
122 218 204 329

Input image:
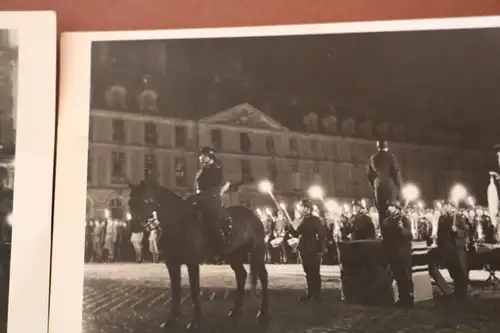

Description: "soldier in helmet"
346 199 376 240
380 200 414 308
193 146 226 259
290 199 327 302
436 201 470 299
367 140 404 224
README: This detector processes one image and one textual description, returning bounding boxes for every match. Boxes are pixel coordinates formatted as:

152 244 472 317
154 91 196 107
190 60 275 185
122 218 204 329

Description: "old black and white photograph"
0 11 56 333
54 16 500 333
0 28 17 331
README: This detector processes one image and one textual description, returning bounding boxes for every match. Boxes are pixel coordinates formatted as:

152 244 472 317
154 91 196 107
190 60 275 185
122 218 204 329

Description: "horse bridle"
140 196 161 232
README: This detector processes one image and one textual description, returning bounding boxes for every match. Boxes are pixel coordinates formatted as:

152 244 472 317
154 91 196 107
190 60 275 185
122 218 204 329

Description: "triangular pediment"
198 103 290 132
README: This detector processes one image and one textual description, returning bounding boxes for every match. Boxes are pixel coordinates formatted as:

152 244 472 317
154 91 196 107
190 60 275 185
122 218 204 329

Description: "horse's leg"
161 261 181 328
186 263 202 330
252 246 270 326
228 258 247 319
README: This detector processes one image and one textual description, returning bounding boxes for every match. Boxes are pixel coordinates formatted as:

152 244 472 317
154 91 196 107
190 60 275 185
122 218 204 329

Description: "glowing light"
402 183 420 202
6 213 12 226
104 209 110 219
467 196 475 206
450 184 467 204
307 185 325 200
258 180 273 193
343 204 350 213
126 212 132 221
265 207 273 216
325 199 340 213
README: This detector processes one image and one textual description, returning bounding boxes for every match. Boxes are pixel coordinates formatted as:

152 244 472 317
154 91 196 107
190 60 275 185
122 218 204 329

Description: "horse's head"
127 180 161 228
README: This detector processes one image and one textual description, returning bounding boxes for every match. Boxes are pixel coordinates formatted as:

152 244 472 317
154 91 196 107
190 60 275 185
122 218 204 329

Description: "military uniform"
380 205 414 307
367 141 404 224
346 202 376 240
293 206 327 301
437 210 470 298
0 181 13 305
193 154 225 255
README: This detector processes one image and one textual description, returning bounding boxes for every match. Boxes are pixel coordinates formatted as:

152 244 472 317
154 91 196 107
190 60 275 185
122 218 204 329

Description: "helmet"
351 199 366 209
199 146 216 158
376 140 388 150
387 200 402 210
299 199 314 210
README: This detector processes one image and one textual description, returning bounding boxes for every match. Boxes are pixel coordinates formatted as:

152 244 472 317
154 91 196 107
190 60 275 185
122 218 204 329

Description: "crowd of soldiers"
258 200 496 263
84 217 161 263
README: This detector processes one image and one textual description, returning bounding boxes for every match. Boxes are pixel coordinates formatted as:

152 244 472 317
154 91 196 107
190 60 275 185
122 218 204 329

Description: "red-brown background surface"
1 0 500 33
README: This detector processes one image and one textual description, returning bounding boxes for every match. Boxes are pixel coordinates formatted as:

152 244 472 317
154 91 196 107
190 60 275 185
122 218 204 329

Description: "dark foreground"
83 264 500 333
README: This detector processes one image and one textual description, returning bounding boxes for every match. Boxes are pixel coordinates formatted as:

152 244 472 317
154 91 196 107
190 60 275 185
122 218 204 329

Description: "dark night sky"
102 27 500 134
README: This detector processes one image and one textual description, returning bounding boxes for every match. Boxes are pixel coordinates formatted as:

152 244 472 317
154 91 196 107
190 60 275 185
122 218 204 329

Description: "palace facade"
86 101 488 219
0 30 17 188
86 41 491 219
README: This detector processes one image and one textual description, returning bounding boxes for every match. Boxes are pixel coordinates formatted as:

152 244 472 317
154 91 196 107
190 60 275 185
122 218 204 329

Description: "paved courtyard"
83 263 500 333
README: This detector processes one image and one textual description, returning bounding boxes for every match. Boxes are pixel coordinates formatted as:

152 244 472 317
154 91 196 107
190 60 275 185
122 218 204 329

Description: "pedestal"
393 242 433 303
337 240 394 306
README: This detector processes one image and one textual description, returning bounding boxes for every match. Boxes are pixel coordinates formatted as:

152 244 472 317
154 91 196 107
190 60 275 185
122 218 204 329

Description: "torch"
402 183 420 208
450 183 468 233
307 185 325 203
402 183 421 237
258 179 293 224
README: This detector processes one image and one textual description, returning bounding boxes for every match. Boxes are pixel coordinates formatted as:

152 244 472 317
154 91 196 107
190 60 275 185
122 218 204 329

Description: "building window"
241 159 253 182
240 132 251 153
104 85 127 109
86 198 93 218
144 122 157 145
268 161 278 184
138 89 158 112
112 119 125 143
109 198 125 220
111 151 126 183
266 136 275 155
211 128 222 150
322 115 338 134
174 156 187 187
303 112 319 132
291 160 300 191
144 154 157 179
313 162 320 175
174 125 187 147
290 137 299 157
89 116 94 142
87 149 92 183
310 139 318 156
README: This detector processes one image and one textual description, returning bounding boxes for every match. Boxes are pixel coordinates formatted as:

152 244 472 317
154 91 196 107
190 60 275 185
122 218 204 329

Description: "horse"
127 180 270 331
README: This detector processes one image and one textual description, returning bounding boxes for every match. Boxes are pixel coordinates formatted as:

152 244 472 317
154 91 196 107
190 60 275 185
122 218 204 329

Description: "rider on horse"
193 146 227 258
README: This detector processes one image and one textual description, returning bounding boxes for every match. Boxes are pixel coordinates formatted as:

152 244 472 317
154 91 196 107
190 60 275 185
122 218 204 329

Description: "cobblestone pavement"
83 264 500 333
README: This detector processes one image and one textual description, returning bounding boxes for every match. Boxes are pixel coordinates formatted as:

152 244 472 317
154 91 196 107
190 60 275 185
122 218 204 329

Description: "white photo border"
52 15 500 333
0 11 57 333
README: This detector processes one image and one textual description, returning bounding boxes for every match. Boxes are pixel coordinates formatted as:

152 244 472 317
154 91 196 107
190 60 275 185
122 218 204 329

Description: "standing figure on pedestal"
291 199 327 302
380 201 414 308
367 140 404 224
